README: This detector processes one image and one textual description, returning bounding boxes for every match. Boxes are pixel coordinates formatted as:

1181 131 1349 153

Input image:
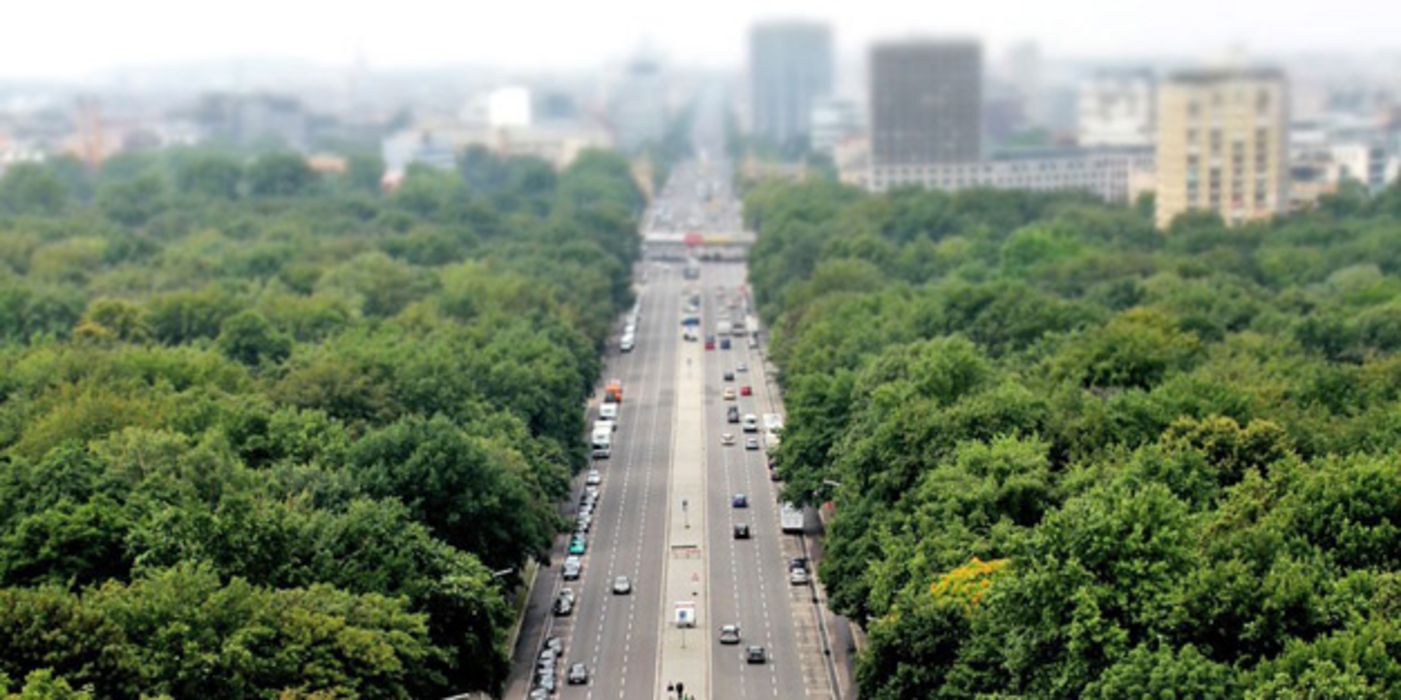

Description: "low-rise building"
864 146 1155 203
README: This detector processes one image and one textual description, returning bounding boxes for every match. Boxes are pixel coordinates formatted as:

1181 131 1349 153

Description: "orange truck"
604 379 623 404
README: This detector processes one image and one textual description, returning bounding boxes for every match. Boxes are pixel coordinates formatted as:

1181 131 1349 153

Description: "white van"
621 334 635 353
599 403 619 423
591 427 612 458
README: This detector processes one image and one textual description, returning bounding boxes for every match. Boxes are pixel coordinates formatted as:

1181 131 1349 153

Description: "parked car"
586 470 601 485
553 594 573 616
719 624 741 644
790 567 810 585
562 558 581 580
569 538 587 555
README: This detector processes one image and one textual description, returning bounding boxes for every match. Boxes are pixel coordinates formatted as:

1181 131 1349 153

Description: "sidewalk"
656 342 709 698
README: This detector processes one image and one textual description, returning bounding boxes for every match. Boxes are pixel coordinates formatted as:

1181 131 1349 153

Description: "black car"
790 557 809 572
727 405 740 423
733 523 750 539
745 645 767 664
723 370 735 381
732 493 748 508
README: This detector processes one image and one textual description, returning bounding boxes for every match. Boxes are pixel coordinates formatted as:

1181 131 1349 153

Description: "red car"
705 336 716 351
740 385 752 396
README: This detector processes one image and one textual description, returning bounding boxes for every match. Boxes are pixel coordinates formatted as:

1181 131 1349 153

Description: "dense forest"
747 180 1401 698
0 146 642 697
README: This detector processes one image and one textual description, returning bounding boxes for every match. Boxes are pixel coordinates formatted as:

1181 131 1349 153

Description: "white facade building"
866 147 1156 204
1078 70 1156 148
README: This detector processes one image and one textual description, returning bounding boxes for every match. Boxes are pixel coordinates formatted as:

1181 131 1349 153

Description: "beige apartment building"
1155 68 1288 229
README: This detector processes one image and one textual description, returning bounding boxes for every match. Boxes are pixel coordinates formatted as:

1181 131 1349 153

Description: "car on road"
790 567 810 585
721 432 735 446
612 576 632 595
745 436 760 450
732 493 748 508
723 370 735 381
722 387 736 400
567 663 588 685
705 336 716 350
719 624 741 644
740 384 752 396
742 414 758 432
535 672 556 694
736 362 748 372
553 594 573 616
720 337 732 350
586 470 601 485
568 538 587 555
727 405 740 423
745 645 767 664
748 336 759 349
733 523 750 539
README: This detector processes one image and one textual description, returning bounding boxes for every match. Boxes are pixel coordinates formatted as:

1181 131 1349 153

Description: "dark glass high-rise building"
748 21 833 149
870 39 982 165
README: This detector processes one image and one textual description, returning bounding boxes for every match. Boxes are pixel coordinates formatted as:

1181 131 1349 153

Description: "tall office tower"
1155 68 1288 228
749 21 833 149
870 39 982 166
1078 69 1157 147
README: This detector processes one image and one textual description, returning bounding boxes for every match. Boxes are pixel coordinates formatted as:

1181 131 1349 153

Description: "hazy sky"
4 0 1399 79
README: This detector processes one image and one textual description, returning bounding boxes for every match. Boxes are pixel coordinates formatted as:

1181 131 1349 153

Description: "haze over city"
1 2 1400 700
4 0 1401 80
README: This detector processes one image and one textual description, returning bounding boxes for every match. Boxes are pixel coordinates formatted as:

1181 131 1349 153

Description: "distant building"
1155 67 1289 228
610 54 669 153
809 97 861 155
488 86 533 129
1079 69 1156 147
749 21 833 149
866 146 1155 203
194 93 309 151
380 121 610 179
869 39 982 166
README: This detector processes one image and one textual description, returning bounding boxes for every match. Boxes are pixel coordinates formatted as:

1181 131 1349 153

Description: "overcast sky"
4 0 1399 80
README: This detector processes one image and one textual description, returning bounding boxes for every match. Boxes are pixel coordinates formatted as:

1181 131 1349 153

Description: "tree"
175 153 243 199
95 175 167 226
246 152 317 197
0 164 68 216
216 310 292 367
